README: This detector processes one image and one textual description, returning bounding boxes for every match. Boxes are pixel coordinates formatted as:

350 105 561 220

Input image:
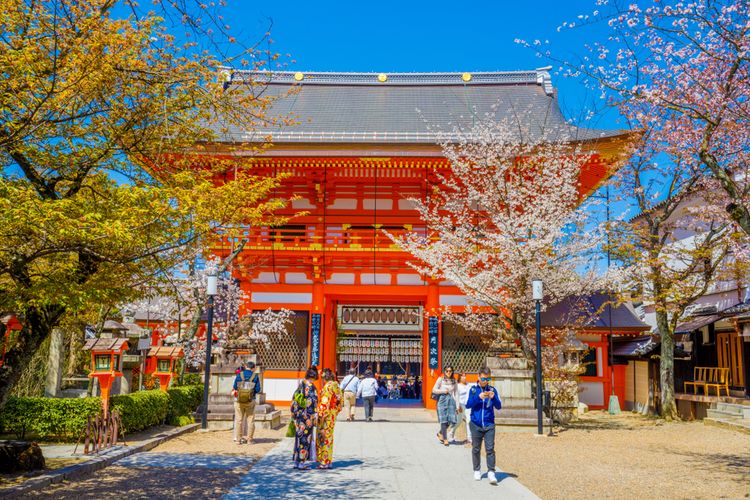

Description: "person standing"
357 369 378 422
451 372 470 443
232 362 261 445
340 368 360 421
466 366 502 485
291 368 319 470
316 368 343 469
431 365 459 446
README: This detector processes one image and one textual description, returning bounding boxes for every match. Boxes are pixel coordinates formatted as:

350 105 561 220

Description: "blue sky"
226 0 621 129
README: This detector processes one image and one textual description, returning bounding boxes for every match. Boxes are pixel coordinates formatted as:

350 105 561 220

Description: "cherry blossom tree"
565 0 750 236
606 130 734 418
391 117 609 360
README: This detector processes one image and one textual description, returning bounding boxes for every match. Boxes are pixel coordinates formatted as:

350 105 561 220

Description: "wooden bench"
683 367 730 396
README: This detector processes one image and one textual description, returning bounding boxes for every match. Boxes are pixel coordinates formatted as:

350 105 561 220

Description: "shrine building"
209 70 634 408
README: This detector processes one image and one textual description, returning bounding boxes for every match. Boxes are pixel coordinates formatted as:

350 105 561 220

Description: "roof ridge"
220 68 554 93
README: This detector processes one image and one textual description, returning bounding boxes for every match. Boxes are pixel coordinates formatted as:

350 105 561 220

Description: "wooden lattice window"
441 317 492 374
257 311 309 371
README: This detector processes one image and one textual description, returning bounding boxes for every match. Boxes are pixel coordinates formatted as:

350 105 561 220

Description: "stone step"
707 408 750 420
716 403 750 418
496 409 538 419
197 403 276 415
704 417 750 434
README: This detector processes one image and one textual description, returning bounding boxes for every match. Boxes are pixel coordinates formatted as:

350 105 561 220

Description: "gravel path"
494 411 750 499
29 427 286 498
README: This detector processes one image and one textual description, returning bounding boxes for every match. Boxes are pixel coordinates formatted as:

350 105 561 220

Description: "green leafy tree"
0 0 289 406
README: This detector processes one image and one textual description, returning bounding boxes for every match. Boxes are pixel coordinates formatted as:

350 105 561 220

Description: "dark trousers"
469 422 496 471
363 396 376 419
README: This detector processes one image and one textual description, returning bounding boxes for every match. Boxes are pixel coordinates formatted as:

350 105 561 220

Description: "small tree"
609 132 732 419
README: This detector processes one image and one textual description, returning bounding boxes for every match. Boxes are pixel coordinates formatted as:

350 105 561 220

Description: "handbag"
285 419 296 438
431 392 440 401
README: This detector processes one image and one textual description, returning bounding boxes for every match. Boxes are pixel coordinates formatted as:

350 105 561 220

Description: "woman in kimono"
291 367 319 469
316 368 343 469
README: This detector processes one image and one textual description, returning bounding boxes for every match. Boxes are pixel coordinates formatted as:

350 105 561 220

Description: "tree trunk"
0 305 65 408
656 309 679 420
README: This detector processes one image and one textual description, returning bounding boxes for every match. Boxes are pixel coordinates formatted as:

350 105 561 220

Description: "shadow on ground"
223 451 384 499
24 465 249 499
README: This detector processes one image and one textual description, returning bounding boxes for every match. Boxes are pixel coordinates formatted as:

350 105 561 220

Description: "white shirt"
457 382 470 406
341 374 360 394
357 377 379 398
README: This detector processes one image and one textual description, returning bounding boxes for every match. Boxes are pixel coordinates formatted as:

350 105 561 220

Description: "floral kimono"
316 380 343 468
291 380 318 467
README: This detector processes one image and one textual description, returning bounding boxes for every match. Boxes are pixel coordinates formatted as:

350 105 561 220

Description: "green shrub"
171 415 195 427
0 385 202 441
0 396 101 440
166 385 203 425
111 390 169 434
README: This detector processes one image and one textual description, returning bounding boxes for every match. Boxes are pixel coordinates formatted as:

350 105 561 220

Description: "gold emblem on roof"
462 73 472 82
294 72 304 81
377 73 388 82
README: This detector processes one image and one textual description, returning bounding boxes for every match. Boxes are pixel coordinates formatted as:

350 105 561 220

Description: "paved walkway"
225 421 538 500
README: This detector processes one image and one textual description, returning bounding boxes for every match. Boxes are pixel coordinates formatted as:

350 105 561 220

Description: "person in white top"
356 369 379 421
340 368 361 421
451 372 470 443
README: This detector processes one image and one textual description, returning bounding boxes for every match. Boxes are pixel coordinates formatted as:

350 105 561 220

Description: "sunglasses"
480 377 492 382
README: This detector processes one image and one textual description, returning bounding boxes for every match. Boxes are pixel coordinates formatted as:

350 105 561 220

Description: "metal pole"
535 299 543 435
201 295 215 429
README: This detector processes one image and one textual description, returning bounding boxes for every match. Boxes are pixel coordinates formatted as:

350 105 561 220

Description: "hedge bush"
111 390 169 434
0 397 101 440
0 385 204 440
165 385 203 426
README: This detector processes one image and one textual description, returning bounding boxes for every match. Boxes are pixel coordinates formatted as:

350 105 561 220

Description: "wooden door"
717 332 745 388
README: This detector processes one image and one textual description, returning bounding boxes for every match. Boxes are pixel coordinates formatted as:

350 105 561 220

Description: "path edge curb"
0 423 200 499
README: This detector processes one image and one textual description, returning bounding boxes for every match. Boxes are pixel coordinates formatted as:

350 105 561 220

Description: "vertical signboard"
428 316 439 369
310 313 321 367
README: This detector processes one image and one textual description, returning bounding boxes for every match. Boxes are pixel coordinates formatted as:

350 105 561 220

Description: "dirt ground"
25 426 286 498
494 411 750 500
151 426 284 457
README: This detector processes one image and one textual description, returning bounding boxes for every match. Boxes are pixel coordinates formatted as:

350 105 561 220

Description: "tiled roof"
540 293 649 331
148 346 184 358
83 338 129 351
216 70 627 144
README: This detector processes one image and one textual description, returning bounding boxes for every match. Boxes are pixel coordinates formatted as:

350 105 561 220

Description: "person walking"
357 369 378 422
316 368 343 469
291 367 319 470
451 372 470 443
340 368 360 421
232 362 261 445
466 366 502 485
431 365 459 446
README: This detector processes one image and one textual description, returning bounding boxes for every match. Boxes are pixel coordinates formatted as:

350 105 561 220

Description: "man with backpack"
232 361 261 444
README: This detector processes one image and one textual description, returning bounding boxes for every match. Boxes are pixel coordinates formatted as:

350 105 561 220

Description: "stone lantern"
83 338 129 415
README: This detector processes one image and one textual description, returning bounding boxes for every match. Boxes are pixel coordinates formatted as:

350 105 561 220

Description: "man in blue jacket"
465 366 502 485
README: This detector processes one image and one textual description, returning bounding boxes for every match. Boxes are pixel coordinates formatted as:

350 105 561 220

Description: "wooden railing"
216 227 432 253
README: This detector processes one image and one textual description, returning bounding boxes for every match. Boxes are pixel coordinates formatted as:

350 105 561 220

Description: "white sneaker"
474 471 482 481
488 471 498 485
